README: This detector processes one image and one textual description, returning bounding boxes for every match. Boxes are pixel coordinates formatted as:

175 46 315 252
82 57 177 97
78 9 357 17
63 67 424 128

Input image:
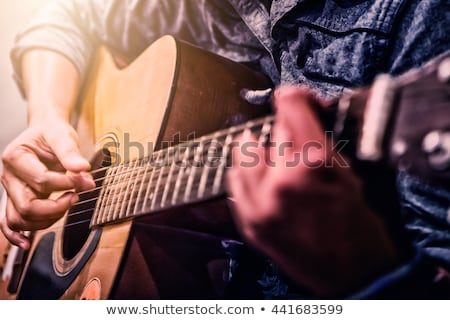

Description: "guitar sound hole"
62 149 111 260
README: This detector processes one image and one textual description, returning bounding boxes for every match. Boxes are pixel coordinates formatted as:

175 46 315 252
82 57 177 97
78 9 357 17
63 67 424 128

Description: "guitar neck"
91 115 274 227
91 52 450 228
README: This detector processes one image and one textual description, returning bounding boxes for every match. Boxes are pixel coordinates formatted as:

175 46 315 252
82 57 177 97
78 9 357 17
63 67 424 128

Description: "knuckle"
1 149 13 166
15 201 33 218
31 174 50 193
67 127 78 140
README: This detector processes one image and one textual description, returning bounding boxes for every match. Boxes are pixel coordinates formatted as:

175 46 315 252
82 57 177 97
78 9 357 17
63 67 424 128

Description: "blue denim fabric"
231 0 450 96
271 0 407 95
10 0 450 298
397 172 450 269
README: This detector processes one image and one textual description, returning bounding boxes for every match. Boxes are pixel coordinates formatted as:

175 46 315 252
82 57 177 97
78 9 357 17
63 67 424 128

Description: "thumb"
45 125 90 172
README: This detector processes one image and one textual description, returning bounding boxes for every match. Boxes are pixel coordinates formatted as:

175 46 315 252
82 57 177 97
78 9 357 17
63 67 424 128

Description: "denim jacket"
10 0 450 298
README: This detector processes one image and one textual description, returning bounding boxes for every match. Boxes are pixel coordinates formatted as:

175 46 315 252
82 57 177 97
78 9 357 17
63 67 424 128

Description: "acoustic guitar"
1 35 449 299
0 35 272 299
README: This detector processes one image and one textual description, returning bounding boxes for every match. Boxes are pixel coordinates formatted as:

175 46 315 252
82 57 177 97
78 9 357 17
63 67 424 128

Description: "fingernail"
19 240 30 251
80 172 96 186
80 171 94 180
70 194 79 205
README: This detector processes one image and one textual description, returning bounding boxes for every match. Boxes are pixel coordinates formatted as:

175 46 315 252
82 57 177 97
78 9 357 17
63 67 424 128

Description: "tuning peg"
422 130 450 171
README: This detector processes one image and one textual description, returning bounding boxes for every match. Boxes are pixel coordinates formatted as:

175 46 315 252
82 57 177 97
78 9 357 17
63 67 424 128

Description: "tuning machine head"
422 130 450 171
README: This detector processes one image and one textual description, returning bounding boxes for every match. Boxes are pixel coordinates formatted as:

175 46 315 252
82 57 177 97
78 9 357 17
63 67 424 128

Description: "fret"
174 143 196 203
150 150 167 210
160 147 178 208
197 134 220 198
204 165 220 198
171 144 190 205
122 158 141 219
258 118 273 143
212 131 233 195
184 138 205 202
92 166 113 226
116 161 132 219
142 151 161 211
99 165 120 225
197 152 210 198
110 164 128 222
133 155 152 215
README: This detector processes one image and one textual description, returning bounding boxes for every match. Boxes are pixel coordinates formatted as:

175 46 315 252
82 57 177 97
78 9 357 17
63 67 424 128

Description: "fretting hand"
226 86 399 297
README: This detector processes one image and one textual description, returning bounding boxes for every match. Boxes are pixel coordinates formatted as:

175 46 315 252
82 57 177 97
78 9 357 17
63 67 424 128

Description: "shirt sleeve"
10 0 266 94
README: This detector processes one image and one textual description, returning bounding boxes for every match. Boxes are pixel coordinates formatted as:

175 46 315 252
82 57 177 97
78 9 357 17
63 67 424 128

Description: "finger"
3 148 81 195
4 176 76 225
272 86 325 145
231 130 266 181
227 131 266 218
272 86 329 168
226 167 258 226
0 217 30 250
44 127 91 173
3 149 95 194
68 171 96 192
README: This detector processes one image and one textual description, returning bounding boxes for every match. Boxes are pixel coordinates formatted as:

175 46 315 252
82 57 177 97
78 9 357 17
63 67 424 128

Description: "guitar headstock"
333 52 450 185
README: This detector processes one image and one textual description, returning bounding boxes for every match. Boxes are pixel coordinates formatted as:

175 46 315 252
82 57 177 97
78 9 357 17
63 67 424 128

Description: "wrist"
27 103 72 126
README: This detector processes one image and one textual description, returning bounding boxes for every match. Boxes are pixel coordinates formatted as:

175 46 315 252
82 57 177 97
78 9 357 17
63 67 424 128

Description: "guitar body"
0 36 271 299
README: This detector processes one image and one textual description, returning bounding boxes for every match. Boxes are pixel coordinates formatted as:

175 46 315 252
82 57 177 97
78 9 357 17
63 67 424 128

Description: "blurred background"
0 1 52 196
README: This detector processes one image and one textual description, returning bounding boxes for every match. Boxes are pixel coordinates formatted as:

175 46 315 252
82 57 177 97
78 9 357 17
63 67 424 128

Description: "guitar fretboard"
91 115 274 227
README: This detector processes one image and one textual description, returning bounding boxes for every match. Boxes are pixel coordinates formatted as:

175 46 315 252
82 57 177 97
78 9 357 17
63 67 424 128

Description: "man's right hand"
1 118 95 250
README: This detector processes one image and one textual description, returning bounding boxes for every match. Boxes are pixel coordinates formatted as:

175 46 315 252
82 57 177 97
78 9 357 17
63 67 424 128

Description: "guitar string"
71 118 260 212
40 117 273 229
74 115 273 193
67 143 229 216
72 137 230 205
67 162 221 216
92 163 219 214
72 117 270 201
64 146 232 229
76 135 240 194
68 168 223 225
62 171 224 229
66 125 269 223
